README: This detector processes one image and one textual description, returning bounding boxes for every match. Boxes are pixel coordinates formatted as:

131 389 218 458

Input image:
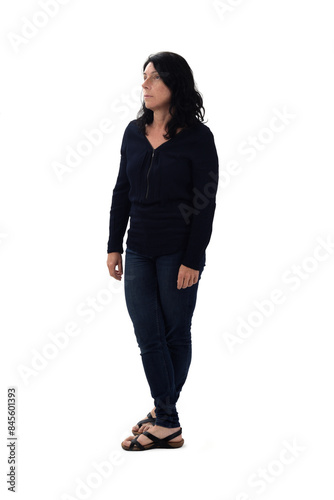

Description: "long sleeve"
181 128 219 270
107 128 131 254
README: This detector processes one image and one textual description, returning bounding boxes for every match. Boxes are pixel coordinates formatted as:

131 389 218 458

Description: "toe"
122 435 135 447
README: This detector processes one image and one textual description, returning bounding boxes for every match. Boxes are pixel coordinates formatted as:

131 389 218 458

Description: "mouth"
144 95 153 98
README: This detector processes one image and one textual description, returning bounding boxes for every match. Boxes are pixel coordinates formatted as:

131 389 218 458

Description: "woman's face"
142 62 172 113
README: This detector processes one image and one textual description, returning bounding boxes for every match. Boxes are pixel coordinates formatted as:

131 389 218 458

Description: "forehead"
143 62 158 74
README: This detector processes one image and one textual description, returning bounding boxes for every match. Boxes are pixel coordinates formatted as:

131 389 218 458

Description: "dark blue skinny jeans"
124 246 205 429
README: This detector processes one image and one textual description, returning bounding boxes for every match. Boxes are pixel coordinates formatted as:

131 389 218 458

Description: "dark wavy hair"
136 51 205 139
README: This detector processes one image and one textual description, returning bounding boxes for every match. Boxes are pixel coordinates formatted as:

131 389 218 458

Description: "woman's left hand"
177 265 199 289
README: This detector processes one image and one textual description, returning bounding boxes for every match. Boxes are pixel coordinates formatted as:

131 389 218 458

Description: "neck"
151 108 172 131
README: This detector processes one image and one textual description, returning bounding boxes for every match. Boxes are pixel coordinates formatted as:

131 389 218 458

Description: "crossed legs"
124 247 205 433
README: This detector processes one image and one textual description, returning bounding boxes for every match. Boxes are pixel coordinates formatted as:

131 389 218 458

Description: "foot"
132 407 156 434
123 425 183 449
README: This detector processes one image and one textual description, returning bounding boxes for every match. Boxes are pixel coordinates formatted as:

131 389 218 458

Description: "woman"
106 51 219 451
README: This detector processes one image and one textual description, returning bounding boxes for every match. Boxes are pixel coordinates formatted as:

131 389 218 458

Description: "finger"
176 269 181 289
109 265 121 280
118 258 123 275
114 271 122 280
182 277 190 289
177 274 183 289
186 276 197 288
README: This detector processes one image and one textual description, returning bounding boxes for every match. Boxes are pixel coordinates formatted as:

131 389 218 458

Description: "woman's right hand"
107 252 123 280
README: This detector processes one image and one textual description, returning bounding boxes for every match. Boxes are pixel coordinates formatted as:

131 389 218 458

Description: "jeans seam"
154 290 173 398
154 281 178 427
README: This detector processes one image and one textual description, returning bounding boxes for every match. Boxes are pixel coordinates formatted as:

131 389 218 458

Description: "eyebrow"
143 70 159 76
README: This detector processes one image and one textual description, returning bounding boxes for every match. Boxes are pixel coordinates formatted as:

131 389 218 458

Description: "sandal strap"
136 412 156 428
129 435 145 450
143 427 182 445
142 431 161 444
136 418 151 426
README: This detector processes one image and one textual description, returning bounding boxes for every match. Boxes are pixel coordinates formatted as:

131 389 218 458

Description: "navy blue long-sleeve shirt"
107 119 219 270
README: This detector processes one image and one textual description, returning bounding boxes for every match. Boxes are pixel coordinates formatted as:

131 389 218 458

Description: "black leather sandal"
132 412 156 435
122 428 184 451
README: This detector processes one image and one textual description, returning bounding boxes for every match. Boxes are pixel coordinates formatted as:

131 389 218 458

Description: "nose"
142 78 150 90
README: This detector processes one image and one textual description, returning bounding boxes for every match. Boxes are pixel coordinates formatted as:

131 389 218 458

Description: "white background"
1 0 334 499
